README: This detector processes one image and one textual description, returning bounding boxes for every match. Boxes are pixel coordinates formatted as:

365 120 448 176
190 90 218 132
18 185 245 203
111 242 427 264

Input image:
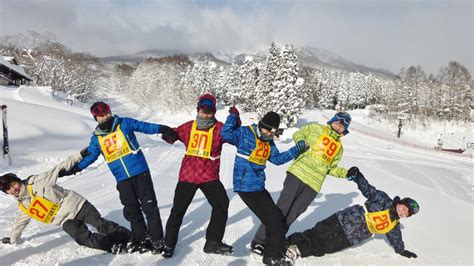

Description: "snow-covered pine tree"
437 61 472 121
239 56 259 111
272 45 305 127
255 42 281 118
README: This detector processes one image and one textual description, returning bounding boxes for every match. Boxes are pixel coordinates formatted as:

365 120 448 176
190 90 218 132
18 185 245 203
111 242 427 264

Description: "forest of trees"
1 32 472 125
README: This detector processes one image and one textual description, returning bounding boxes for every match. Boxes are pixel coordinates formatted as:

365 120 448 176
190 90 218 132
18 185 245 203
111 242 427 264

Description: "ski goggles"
90 102 111 117
197 98 216 114
334 112 351 127
197 98 215 109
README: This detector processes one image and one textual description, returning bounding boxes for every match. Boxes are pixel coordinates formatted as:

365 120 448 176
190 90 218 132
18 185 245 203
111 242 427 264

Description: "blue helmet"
327 111 352 135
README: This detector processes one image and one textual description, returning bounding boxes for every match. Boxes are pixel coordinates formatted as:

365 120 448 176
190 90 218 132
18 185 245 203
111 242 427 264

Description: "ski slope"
0 86 472 265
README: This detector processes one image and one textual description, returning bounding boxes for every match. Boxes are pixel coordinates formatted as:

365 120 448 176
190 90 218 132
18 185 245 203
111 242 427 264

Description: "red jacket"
172 120 225 184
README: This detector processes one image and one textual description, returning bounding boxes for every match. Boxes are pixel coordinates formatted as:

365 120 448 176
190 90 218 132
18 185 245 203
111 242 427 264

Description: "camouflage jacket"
335 175 405 253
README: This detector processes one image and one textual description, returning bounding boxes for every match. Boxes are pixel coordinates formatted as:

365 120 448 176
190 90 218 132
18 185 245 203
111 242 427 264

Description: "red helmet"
90 102 111 117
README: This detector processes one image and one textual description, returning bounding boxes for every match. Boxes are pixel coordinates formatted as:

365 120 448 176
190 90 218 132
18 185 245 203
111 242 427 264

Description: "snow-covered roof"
3 56 15 62
0 55 32 81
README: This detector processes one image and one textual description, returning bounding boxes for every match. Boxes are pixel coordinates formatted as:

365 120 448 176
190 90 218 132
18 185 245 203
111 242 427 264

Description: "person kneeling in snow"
0 151 132 254
285 169 419 261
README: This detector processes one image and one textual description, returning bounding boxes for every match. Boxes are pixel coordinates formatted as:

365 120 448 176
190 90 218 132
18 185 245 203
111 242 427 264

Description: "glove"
295 140 309 154
2 237 10 244
346 166 360 181
58 165 81 177
159 125 178 144
399 250 417 258
80 147 90 158
229 106 241 127
229 106 239 116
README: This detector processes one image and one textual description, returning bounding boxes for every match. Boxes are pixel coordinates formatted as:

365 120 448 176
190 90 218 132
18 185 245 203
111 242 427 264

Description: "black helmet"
399 197 419 217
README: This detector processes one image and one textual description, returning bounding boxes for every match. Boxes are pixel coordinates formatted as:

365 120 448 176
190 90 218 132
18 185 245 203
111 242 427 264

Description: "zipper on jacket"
119 158 131 177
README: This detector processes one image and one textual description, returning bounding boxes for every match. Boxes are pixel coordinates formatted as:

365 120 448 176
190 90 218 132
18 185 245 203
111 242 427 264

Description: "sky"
0 0 472 74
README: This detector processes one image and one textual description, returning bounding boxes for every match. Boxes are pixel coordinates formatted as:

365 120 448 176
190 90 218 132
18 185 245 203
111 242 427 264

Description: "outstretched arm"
9 213 31 244
327 147 348 178
32 152 84 186
77 137 101 171
268 142 300 165
353 172 378 200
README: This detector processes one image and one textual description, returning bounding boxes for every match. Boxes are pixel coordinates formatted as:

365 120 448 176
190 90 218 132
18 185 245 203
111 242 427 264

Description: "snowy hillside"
98 46 394 77
0 86 472 265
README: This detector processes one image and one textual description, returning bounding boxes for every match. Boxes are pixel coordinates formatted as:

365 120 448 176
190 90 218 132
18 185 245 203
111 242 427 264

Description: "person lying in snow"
285 169 419 261
0 151 132 254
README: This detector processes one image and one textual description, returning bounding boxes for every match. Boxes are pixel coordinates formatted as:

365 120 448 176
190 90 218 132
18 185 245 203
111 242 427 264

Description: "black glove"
2 237 10 244
346 166 360 181
58 165 81 177
295 140 309 154
159 125 178 144
399 250 417 258
80 147 90 158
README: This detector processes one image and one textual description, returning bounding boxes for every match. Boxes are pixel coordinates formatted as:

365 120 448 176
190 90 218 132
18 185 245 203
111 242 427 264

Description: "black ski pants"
165 180 229 247
287 214 351 258
62 201 131 252
253 172 318 244
238 189 286 260
116 171 164 242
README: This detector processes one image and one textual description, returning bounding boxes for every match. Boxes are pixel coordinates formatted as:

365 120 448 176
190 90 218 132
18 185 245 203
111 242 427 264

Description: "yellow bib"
185 121 215 159
365 209 398 234
18 185 60 224
98 124 132 163
310 127 341 164
248 126 271 165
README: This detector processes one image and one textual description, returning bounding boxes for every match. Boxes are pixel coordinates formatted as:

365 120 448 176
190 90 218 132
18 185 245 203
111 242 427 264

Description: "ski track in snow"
0 86 472 265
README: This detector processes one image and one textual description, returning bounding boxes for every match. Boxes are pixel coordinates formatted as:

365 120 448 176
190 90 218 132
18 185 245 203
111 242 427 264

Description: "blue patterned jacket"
335 174 405 253
220 113 299 192
77 115 162 182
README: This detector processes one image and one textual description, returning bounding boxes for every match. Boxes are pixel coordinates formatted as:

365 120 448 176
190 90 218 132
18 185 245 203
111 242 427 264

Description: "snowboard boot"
162 244 175 258
285 245 300 262
127 238 153 254
262 256 293 266
151 238 166 255
250 240 265 256
203 240 234 255
110 241 128 255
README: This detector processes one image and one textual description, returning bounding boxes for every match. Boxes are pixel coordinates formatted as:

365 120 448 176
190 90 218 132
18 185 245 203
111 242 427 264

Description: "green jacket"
287 123 348 192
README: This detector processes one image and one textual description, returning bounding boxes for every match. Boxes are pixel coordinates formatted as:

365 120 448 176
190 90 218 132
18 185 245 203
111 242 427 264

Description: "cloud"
0 0 471 74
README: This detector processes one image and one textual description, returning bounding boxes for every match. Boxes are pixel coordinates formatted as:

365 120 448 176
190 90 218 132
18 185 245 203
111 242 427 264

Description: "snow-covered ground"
0 86 472 265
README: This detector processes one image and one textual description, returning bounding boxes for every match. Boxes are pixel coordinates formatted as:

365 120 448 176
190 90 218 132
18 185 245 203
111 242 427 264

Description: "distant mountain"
294 46 395 77
100 49 227 65
100 46 395 77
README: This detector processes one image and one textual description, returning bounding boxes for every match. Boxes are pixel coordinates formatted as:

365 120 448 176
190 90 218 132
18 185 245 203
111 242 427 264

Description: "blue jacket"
220 113 299 192
77 115 162 182
335 175 405 253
